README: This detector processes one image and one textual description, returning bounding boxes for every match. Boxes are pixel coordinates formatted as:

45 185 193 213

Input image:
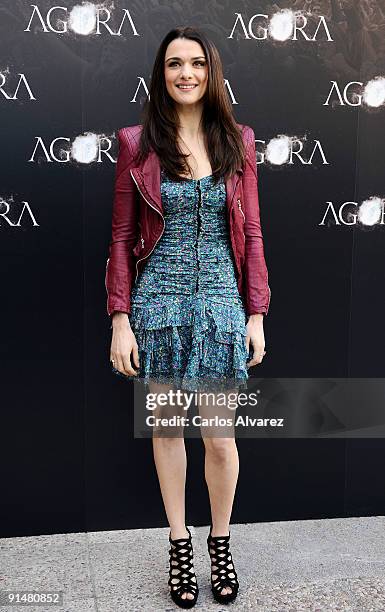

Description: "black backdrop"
1 1 385 537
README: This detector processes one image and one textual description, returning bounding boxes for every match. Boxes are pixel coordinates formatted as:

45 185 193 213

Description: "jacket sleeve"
243 126 271 316
105 128 139 323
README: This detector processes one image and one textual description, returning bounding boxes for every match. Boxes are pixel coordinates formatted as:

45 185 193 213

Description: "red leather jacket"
105 123 271 321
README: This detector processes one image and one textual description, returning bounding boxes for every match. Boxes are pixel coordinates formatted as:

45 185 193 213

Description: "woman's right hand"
110 312 140 376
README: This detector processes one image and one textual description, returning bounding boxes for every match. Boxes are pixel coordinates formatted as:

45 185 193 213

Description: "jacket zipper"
237 196 270 312
237 198 246 223
229 174 242 214
105 257 111 324
130 170 165 282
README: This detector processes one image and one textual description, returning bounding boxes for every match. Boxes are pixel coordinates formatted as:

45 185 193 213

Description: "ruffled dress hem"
112 295 249 392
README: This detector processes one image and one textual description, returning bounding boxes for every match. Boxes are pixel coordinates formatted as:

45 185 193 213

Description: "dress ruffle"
113 295 249 392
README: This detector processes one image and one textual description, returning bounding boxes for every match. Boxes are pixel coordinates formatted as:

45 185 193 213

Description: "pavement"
1 516 385 611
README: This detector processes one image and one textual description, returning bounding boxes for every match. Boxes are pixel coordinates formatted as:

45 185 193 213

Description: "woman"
105 26 271 608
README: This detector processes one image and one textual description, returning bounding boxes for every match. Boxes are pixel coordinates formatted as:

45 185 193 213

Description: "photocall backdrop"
1 1 385 536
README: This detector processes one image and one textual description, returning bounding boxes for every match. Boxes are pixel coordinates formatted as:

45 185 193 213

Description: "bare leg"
149 381 194 601
199 388 239 596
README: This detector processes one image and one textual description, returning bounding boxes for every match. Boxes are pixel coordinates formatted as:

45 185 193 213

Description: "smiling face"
164 37 208 107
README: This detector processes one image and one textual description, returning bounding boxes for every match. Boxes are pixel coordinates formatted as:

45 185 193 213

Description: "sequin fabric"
112 170 251 391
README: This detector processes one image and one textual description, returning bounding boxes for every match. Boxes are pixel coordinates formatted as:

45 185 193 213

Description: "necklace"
178 132 208 180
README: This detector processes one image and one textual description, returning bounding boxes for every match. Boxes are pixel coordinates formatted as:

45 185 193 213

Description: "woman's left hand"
246 314 266 368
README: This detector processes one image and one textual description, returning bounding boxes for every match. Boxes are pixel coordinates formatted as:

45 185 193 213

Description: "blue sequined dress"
116 170 250 391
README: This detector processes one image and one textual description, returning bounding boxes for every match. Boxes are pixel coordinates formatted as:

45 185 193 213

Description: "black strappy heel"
207 525 239 604
168 526 199 608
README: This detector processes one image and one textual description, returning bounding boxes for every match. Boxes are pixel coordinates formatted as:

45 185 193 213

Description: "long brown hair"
135 26 246 183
